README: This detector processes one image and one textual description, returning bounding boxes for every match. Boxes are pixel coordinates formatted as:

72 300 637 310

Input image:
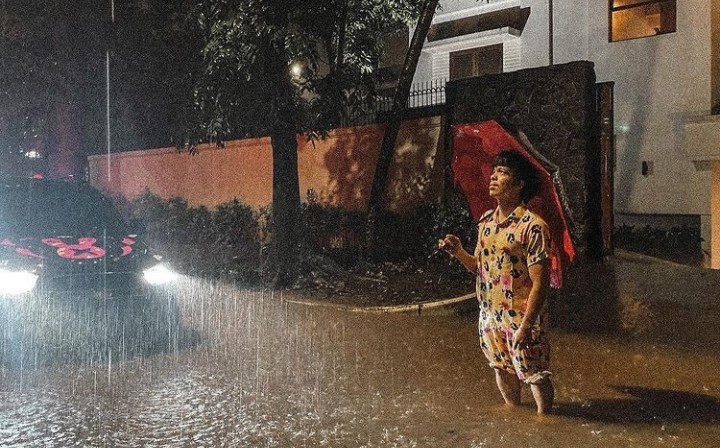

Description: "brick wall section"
88 116 445 213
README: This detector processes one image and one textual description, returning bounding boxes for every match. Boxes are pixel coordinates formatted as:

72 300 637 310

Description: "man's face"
489 165 523 201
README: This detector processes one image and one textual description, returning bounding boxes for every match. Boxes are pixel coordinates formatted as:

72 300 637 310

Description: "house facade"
399 0 718 264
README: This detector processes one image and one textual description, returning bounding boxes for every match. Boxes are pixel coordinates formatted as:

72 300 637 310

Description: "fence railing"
341 78 448 127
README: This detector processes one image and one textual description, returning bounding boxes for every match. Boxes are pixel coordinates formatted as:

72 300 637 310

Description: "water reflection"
1 277 719 447
1 285 193 370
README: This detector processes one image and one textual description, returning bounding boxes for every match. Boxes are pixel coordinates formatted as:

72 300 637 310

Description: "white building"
406 0 719 266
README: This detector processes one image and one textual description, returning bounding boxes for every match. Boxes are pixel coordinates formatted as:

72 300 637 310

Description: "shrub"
121 191 263 282
119 189 479 283
412 196 476 257
300 189 364 265
613 223 703 265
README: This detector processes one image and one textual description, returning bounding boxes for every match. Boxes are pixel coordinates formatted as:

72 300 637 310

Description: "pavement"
286 291 477 315
286 249 720 318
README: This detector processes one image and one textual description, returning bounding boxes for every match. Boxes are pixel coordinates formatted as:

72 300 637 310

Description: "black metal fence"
341 78 447 127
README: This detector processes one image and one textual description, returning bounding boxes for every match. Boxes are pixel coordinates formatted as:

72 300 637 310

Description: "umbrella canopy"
451 120 575 288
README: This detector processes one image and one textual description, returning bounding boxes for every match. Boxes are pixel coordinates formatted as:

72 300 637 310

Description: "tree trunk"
362 0 440 261
269 124 301 287
266 29 302 287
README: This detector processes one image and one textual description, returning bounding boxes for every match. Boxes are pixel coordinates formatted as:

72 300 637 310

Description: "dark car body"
0 177 160 297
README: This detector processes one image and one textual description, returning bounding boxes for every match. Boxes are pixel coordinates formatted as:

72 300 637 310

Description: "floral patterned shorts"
478 317 551 384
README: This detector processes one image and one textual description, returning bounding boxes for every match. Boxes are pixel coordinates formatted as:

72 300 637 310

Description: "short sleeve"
474 208 494 258
473 221 484 258
524 218 551 267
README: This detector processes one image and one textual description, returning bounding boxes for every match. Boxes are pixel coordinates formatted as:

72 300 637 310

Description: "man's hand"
438 234 462 256
512 324 532 350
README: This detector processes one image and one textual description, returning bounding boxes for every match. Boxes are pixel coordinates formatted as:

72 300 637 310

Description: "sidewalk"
286 291 477 315
287 250 720 325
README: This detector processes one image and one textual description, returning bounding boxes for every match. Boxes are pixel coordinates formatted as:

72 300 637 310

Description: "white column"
712 161 720 269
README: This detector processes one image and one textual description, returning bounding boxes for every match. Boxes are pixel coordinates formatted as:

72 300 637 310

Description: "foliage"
183 0 425 146
109 0 204 151
214 199 261 249
119 189 477 286
0 0 202 173
299 189 476 270
613 223 703 265
0 0 105 163
300 189 365 265
414 196 476 255
120 191 263 282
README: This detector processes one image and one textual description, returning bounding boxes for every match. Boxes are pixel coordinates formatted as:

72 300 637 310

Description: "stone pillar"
712 161 720 268
683 115 720 269
712 0 720 112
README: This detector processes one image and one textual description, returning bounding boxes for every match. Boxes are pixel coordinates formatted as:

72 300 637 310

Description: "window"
609 0 676 42
450 44 503 80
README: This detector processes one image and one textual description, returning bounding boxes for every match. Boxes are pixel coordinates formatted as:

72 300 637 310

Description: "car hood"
0 232 152 274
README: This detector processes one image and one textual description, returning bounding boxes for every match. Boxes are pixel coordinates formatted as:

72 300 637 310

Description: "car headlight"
0 268 39 296
142 263 177 285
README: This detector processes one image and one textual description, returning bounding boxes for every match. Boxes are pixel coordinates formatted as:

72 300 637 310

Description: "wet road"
1 277 719 447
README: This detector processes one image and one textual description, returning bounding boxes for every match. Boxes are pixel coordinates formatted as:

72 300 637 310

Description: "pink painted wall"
88 116 444 212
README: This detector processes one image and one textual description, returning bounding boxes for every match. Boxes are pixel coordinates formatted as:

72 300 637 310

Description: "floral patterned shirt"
474 205 551 325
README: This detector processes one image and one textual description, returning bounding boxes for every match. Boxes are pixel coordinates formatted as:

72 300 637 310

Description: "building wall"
88 117 445 213
713 0 720 110
423 0 714 221
423 0 525 80
550 0 589 64
584 0 712 217
518 0 550 67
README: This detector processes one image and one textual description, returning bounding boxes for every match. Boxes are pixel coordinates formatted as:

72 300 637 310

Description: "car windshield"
0 181 128 237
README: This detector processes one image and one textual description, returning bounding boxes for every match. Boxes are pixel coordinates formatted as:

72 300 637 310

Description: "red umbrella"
451 120 576 288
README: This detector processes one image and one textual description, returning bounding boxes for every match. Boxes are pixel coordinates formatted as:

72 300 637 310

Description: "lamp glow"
142 264 177 285
0 269 38 296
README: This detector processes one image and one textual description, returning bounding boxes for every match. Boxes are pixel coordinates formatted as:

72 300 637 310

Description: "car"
0 177 185 367
0 176 177 298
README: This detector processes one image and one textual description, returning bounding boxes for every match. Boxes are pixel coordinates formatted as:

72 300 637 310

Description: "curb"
285 292 477 315
612 248 700 269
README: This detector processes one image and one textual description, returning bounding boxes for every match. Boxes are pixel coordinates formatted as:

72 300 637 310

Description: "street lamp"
289 61 305 82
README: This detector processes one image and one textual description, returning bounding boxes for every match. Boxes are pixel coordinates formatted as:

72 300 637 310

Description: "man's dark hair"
492 150 540 202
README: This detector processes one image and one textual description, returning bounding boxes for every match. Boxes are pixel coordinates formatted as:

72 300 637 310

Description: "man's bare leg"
530 378 554 414
495 369 521 406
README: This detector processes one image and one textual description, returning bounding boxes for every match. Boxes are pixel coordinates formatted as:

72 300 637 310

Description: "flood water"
1 277 719 447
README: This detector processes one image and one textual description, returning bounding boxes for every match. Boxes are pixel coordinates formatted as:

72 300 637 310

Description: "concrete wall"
419 0 714 222
713 0 720 110
519 0 551 67
584 0 712 217
88 117 445 213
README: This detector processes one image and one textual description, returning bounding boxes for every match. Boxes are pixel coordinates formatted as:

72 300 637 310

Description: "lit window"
609 0 676 42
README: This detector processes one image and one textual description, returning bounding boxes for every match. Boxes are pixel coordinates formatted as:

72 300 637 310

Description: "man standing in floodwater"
439 150 555 414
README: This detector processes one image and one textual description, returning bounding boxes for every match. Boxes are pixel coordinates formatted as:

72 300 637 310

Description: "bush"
412 196 476 257
121 191 264 282
613 223 703 265
214 199 260 252
298 191 476 264
300 189 364 266
119 189 479 285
